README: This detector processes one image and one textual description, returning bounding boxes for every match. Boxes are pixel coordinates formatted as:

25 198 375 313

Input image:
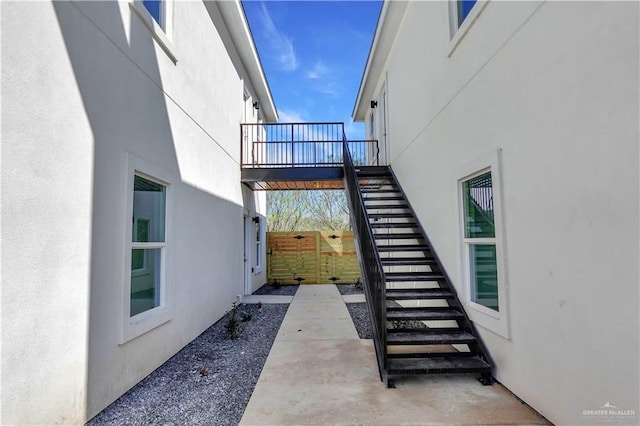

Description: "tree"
304 190 351 230
266 189 351 231
266 190 311 231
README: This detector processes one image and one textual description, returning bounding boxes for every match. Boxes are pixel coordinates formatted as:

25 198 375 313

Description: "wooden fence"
267 231 361 285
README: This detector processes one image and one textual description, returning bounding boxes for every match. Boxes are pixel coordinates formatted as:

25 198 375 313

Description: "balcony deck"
241 122 379 190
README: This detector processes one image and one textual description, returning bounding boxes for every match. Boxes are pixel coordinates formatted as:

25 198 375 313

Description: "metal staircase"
344 153 494 387
239 122 494 387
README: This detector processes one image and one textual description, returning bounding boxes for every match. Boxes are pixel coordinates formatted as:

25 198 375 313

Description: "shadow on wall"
52 0 179 418
54 0 261 418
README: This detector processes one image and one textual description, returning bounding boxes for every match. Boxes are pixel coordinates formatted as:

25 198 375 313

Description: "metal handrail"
342 134 388 385
241 123 378 168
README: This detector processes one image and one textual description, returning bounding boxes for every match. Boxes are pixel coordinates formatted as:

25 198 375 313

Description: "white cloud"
344 120 365 140
278 109 306 123
259 3 299 72
305 60 341 96
315 84 340 97
307 61 330 80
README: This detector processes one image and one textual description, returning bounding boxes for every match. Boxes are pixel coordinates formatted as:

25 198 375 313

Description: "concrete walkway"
240 285 548 425
242 294 294 304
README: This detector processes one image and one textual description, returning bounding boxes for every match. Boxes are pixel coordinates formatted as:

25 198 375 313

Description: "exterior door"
243 215 251 295
379 84 388 165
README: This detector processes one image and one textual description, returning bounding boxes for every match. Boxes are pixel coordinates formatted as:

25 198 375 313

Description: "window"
461 171 498 311
143 0 164 28
458 151 509 338
447 0 488 56
131 218 150 275
255 218 262 271
130 0 177 63
456 0 477 27
130 175 166 317
121 155 173 343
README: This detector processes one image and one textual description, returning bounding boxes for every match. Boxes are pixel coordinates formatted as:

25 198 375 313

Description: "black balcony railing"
342 134 388 385
241 122 378 168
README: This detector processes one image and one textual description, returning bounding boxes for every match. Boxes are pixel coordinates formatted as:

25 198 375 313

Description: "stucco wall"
365 1 639 424
1 2 93 423
2 1 269 423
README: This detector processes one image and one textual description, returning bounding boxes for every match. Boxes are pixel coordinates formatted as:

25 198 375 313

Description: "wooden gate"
267 231 361 285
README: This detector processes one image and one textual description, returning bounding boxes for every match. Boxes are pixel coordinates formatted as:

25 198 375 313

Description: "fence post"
315 232 321 284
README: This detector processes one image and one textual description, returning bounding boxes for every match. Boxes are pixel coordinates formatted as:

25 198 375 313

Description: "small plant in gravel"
240 309 252 322
199 366 209 377
271 278 282 289
225 302 247 340
353 278 363 290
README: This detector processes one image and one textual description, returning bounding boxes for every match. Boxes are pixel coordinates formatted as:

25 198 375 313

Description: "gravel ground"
336 284 371 339
343 293 428 339
253 283 299 296
88 284 374 425
345 302 372 339
336 283 364 295
88 303 288 426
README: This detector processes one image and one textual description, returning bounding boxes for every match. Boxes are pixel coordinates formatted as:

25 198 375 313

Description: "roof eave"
217 0 278 122
352 1 407 122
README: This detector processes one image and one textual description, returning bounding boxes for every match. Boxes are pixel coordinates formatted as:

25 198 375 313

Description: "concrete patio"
240 285 549 425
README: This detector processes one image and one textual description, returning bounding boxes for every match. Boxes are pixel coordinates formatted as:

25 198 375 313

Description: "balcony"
241 122 379 190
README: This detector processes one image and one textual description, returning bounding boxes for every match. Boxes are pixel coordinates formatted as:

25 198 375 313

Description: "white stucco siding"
364 1 639 424
72 0 246 203
2 0 272 423
78 0 262 418
1 2 93 424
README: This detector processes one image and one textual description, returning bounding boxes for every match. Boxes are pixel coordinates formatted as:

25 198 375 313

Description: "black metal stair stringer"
354 165 495 386
342 139 390 387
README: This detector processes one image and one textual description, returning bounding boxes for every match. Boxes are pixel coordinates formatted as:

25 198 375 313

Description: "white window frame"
131 217 151 277
254 217 262 274
121 155 173 344
447 0 490 57
130 0 178 63
457 149 510 338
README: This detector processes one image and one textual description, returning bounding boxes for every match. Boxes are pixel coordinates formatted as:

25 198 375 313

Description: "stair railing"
240 122 379 168
342 135 388 384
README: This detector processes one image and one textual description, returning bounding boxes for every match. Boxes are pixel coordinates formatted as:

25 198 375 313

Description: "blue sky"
242 1 382 139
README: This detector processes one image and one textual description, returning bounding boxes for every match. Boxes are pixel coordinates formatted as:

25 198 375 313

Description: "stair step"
387 331 476 345
360 181 394 185
387 351 477 359
374 233 422 240
386 356 491 375
361 188 400 193
386 289 453 300
359 174 393 179
377 245 430 252
388 327 464 334
387 308 464 321
355 167 390 176
385 272 444 281
366 204 409 209
381 257 436 265
368 213 413 219
371 223 418 229
364 196 405 201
